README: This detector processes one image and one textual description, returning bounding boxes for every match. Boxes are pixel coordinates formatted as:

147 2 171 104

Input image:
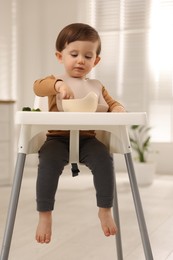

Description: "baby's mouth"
74 67 84 71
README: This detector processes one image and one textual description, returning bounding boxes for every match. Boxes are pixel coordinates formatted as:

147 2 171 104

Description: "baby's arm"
102 87 126 112
55 80 74 99
112 105 126 112
33 75 74 99
33 75 58 96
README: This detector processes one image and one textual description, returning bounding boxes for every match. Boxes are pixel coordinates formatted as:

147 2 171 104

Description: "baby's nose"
77 55 85 64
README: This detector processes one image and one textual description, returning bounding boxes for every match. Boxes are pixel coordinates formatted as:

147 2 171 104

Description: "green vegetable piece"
31 108 41 112
22 107 31 111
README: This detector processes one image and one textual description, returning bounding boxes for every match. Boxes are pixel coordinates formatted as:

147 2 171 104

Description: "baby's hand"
112 106 126 112
55 81 74 99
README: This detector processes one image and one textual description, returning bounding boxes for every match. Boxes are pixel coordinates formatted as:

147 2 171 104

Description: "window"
148 0 173 141
86 0 173 142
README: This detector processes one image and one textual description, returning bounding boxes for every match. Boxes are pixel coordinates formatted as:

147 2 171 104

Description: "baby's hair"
55 23 101 56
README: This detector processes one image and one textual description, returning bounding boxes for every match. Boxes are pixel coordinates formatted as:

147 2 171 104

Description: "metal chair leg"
0 153 26 260
0 152 153 260
124 152 153 260
113 168 123 260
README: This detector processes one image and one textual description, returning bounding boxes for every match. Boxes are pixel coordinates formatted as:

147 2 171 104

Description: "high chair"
0 96 153 260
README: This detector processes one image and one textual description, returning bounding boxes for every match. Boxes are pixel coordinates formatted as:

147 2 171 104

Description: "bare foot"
35 212 52 243
98 208 118 237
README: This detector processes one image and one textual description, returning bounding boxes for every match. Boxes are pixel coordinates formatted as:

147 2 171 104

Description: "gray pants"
36 135 115 211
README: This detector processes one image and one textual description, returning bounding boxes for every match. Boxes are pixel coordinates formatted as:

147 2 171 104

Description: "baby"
33 23 125 244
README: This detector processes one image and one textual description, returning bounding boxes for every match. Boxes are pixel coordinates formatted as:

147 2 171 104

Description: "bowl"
62 92 98 112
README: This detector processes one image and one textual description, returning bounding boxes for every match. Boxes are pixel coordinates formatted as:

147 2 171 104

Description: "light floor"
0 167 173 260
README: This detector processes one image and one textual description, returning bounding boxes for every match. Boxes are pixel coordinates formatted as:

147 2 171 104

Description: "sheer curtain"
148 0 173 141
0 0 17 101
85 0 173 142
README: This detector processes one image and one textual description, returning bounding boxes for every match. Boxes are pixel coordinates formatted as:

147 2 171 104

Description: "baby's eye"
85 55 92 59
70 53 78 57
71 54 77 57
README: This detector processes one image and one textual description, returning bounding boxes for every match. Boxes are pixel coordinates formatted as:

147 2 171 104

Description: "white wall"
17 0 82 109
151 143 173 175
114 143 173 175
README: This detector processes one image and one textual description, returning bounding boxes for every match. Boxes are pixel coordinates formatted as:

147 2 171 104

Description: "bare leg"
98 208 118 237
35 211 52 243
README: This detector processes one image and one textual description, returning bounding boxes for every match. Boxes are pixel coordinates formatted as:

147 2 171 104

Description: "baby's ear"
55 51 63 63
94 56 101 66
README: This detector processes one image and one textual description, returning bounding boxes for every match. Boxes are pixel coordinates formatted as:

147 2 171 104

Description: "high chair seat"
0 107 154 260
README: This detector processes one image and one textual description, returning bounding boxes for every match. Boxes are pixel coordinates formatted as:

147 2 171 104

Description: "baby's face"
57 40 100 78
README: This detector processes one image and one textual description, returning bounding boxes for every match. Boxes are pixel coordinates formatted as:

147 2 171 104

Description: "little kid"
33 23 125 244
